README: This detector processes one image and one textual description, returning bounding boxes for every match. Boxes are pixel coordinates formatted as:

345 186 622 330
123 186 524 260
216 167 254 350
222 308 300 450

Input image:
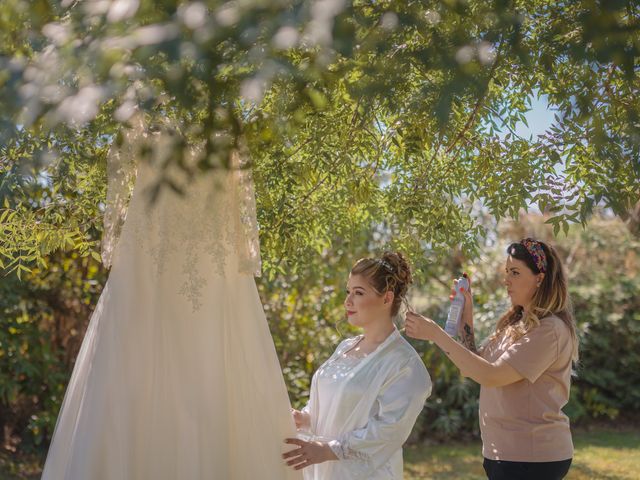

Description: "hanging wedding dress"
41 119 301 480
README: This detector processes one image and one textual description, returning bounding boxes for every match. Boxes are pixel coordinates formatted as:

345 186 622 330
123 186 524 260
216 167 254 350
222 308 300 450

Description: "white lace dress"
41 120 301 480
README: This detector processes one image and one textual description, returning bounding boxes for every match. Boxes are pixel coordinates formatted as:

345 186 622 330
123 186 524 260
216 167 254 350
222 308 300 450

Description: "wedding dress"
41 120 301 480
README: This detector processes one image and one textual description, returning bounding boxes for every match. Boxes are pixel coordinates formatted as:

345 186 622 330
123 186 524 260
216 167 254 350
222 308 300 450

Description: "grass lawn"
1 428 638 479
404 427 640 480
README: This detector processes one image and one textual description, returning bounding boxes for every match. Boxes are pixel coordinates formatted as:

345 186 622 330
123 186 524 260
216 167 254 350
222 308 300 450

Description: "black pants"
483 458 572 480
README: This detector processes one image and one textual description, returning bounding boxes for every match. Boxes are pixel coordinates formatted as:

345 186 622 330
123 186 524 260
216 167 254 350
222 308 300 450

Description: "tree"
1 1 639 457
1 0 638 276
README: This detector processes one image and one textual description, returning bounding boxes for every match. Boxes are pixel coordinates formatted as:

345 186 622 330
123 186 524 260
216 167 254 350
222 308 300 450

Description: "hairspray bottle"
444 277 469 336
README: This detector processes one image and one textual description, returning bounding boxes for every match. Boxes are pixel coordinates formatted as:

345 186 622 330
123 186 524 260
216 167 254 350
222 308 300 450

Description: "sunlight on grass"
404 441 486 479
1 428 638 479
570 430 640 480
404 429 640 480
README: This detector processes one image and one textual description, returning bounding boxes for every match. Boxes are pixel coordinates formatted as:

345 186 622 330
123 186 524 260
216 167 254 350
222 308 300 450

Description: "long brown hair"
490 240 579 362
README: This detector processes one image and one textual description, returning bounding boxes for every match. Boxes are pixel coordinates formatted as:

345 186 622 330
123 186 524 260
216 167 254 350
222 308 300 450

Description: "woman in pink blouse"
405 238 578 480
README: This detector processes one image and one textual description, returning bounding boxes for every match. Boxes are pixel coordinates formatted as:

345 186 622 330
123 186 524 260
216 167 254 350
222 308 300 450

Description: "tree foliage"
0 0 639 461
0 0 638 276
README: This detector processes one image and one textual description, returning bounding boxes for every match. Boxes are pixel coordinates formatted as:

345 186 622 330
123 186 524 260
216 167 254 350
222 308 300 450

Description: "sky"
514 92 555 139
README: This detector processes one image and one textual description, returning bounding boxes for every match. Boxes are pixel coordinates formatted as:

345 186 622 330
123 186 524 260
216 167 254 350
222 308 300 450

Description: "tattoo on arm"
461 324 477 354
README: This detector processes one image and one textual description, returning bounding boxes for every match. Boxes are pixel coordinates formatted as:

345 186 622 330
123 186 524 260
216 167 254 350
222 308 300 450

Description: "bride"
41 117 301 479
283 252 431 479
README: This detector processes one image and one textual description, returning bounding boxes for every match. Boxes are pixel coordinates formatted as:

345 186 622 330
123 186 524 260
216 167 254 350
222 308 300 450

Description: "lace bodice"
101 117 262 310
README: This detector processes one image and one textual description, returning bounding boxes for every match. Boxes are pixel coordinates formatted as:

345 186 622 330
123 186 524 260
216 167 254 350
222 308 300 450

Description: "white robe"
301 329 431 480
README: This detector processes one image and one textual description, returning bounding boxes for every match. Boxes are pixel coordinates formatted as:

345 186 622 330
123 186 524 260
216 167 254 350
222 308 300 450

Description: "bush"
1 213 638 455
566 219 640 421
0 254 106 454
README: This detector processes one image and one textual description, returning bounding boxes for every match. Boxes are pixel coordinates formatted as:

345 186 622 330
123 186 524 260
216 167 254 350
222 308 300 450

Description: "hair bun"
350 251 413 317
381 251 413 299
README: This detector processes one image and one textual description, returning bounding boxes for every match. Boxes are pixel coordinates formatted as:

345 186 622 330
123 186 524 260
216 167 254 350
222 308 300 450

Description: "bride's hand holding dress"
282 438 338 471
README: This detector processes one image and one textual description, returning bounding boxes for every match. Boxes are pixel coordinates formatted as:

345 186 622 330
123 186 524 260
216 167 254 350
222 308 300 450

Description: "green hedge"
1 214 638 454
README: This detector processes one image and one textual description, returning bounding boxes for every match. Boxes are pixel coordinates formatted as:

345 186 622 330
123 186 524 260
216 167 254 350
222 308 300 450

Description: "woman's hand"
454 273 477 353
405 311 443 342
282 438 338 470
291 409 310 430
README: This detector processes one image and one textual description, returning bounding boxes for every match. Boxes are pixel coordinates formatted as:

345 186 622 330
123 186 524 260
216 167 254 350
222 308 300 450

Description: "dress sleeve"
101 117 144 267
229 147 262 277
327 356 431 478
498 317 568 383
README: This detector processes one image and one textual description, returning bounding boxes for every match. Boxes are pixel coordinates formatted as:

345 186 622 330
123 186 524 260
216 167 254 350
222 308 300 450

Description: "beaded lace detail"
101 118 262 311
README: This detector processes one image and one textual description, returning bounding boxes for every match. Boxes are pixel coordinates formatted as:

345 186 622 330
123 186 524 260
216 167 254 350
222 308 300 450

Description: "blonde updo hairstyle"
350 251 413 317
